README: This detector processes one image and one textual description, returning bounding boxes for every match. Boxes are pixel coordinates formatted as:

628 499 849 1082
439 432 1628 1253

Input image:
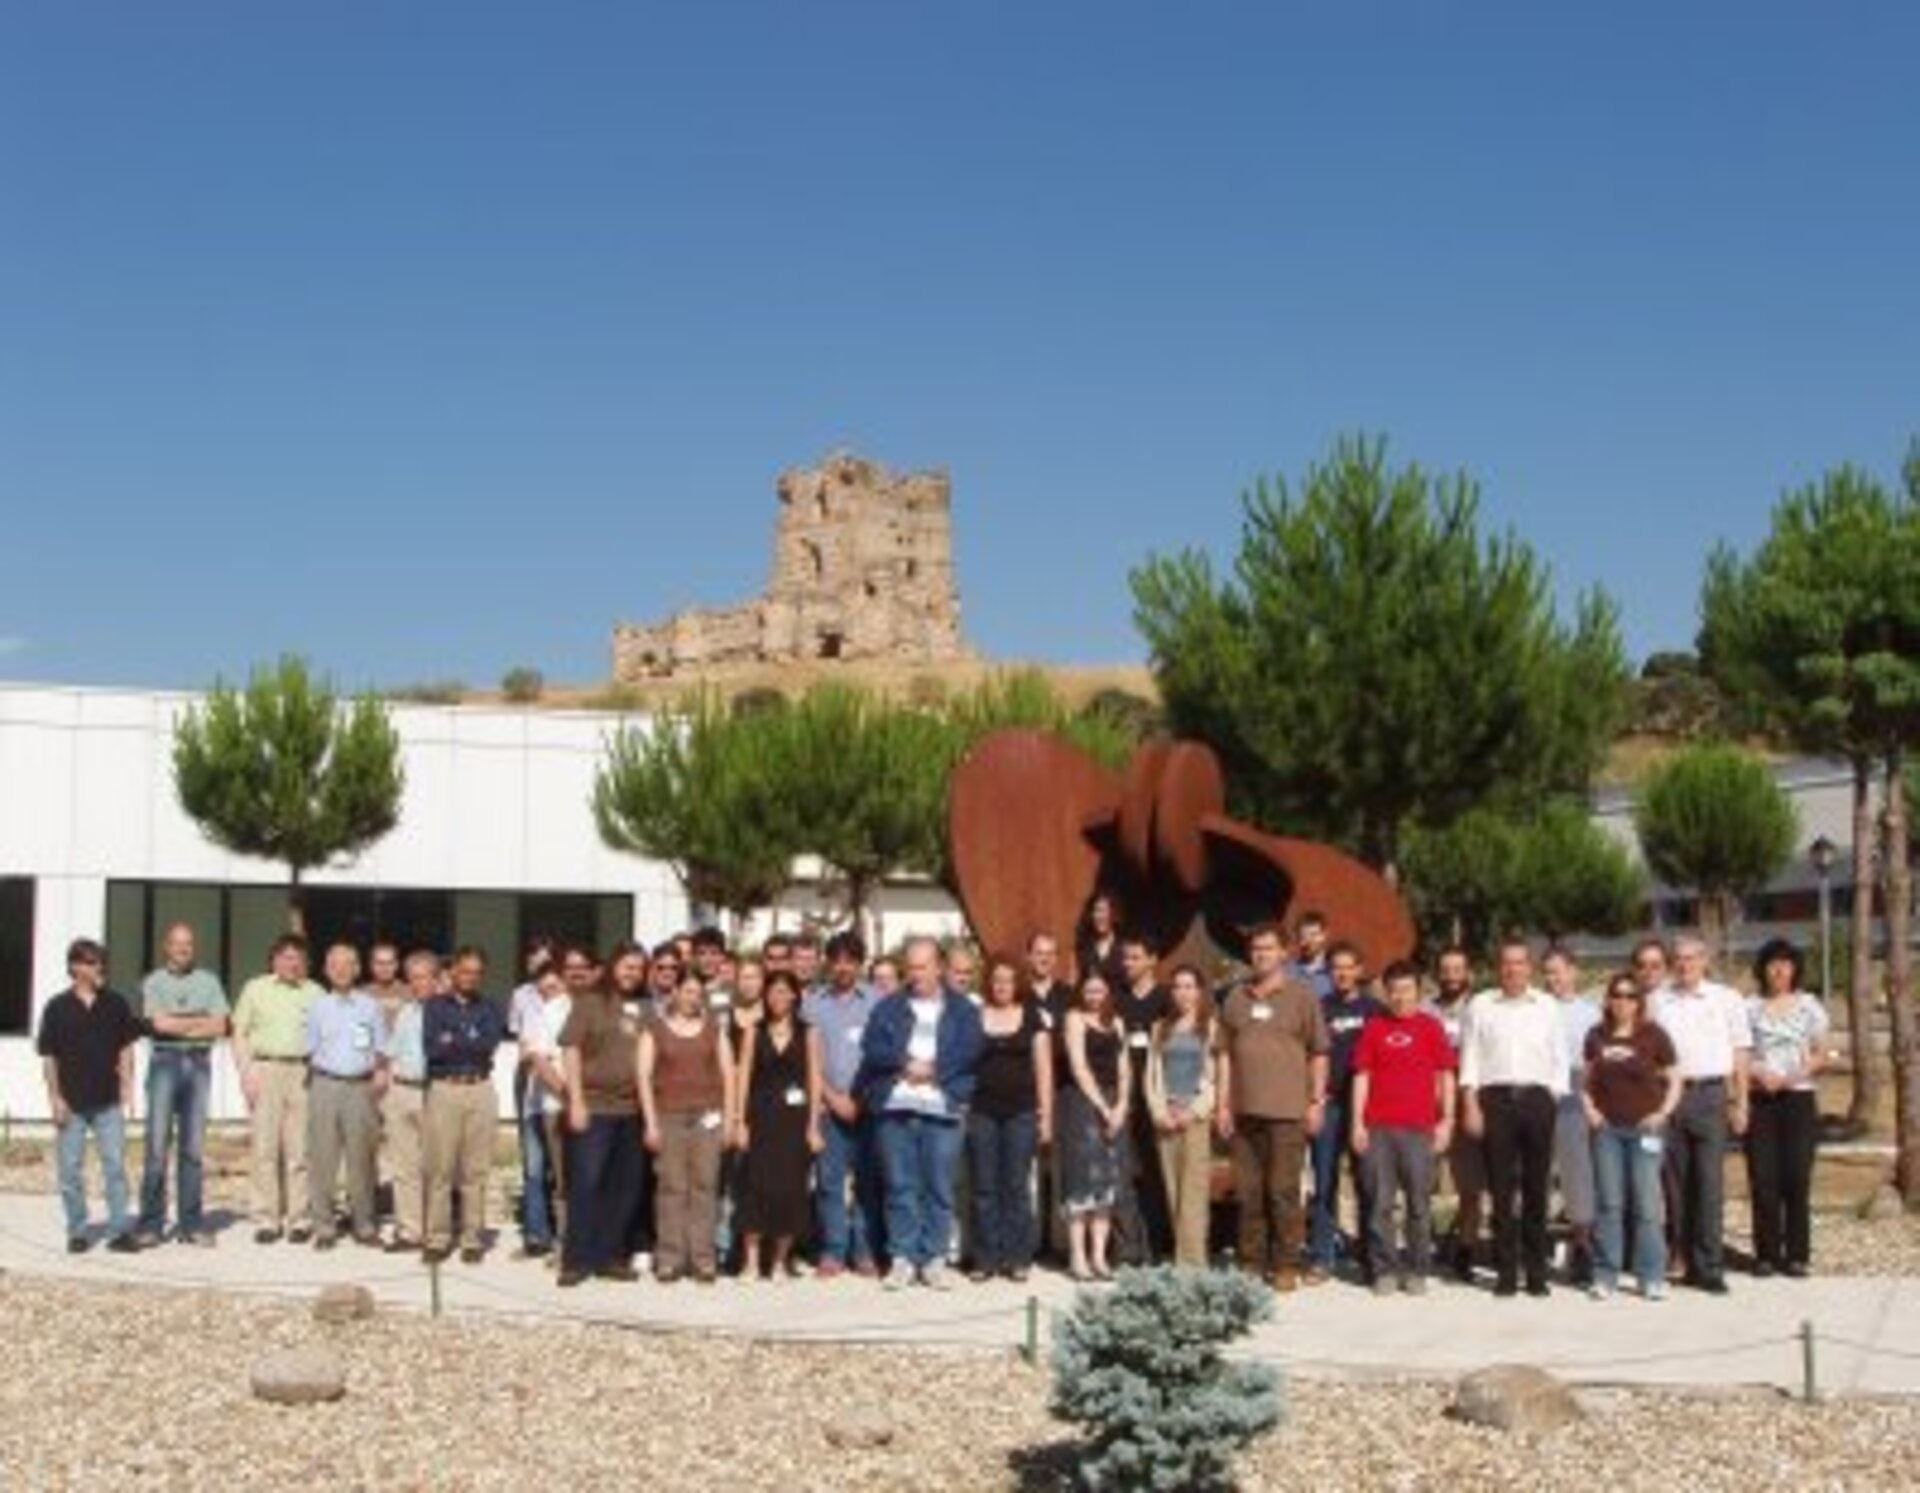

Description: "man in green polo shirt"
231 934 321 1243
137 923 230 1247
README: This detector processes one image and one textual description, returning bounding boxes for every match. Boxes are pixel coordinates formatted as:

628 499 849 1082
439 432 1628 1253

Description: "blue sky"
3 3 1916 691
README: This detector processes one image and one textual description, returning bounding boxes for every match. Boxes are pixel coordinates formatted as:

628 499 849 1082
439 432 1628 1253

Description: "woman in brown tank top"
640 972 737 1282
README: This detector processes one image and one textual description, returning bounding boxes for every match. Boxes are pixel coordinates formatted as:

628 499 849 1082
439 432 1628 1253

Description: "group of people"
36 902 1832 1303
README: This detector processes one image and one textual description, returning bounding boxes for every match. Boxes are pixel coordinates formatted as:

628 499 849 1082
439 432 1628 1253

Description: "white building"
0 681 968 1123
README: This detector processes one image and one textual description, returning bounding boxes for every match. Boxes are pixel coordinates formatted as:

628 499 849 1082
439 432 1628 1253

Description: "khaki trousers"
382 1081 427 1244
1157 1116 1215 1268
250 1061 310 1230
308 1073 379 1239
425 1080 497 1251
654 1110 723 1276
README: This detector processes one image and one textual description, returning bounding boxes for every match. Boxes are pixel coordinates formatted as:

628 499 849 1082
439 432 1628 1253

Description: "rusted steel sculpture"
949 729 1416 977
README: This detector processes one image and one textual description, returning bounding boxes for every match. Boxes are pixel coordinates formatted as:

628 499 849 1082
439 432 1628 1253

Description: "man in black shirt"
36 939 143 1253
1309 941 1386 1282
1115 935 1173 1263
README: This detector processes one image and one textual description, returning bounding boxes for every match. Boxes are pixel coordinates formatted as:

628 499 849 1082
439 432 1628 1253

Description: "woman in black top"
966 956 1054 1282
1061 970 1131 1281
733 970 822 1280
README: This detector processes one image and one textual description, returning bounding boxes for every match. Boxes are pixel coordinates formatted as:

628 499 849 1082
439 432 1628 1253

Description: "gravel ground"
1 1274 1916 1492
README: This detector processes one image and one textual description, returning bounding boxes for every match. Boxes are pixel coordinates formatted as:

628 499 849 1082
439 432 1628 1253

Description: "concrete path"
2 1192 1914 1398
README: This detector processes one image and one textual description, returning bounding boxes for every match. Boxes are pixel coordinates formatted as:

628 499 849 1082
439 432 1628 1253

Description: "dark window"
102 880 630 1004
0 878 33 1035
818 631 845 660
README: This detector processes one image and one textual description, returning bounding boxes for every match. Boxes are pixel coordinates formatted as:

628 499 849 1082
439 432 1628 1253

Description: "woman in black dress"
1062 970 1131 1282
734 970 823 1280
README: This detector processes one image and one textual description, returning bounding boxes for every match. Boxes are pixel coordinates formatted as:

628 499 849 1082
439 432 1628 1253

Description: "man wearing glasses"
37 939 143 1253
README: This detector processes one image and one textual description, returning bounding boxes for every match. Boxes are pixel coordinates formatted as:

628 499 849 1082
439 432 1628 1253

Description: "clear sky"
4 3 1916 692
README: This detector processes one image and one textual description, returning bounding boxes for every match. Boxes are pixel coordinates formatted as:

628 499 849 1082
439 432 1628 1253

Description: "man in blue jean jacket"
859 936 984 1290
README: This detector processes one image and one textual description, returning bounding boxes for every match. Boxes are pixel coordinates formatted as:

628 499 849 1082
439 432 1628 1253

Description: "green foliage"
500 666 545 704
1131 434 1630 870
730 686 789 720
384 679 467 705
1403 802 1644 956
1699 461 1920 758
1633 744 1797 942
944 668 1136 772
1083 685 1165 743
582 683 644 713
1630 651 1726 739
594 691 807 921
1051 1267 1282 1492
173 657 405 907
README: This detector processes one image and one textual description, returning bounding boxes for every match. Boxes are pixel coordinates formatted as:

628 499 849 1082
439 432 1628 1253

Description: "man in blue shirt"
802 930 883 1278
1287 911 1335 1001
306 942 388 1249
422 947 505 1264
1309 941 1386 1282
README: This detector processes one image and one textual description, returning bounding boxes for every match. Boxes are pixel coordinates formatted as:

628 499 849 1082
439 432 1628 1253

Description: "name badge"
700 1110 724 1131
353 1026 374 1052
1128 1031 1150 1050
848 1025 865 1044
1639 1134 1664 1157
1251 1003 1274 1022
1040 1009 1056 1031
784 1086 807 1108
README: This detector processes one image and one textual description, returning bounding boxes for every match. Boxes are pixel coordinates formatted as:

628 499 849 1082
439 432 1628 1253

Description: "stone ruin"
613 453 974 680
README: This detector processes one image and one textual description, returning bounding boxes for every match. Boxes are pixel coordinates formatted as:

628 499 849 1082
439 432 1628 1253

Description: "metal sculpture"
948 729 1416 976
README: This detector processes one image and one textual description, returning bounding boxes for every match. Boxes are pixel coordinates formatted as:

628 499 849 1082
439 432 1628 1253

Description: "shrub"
384 679 467 705
501 666 545 703
1050 1267 1281 1492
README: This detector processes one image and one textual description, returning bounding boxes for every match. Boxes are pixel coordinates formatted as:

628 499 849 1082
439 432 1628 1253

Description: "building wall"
0 682 691 1120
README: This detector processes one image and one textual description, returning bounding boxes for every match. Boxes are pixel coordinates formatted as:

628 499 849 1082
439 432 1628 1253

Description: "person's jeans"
563 1112 643 1274
58 1106 131 1239
1592 1123 1667 1290
1362 1126 1435 1279
139 1046 211 1235
965 1108 1039 1273
817 1110 885 1268
519 1105 557 1249
878 1111 964 1269
1553 1094 1597 1229
1229 1116 1307 1275
1665 1080 1730 1282
1309 1096 1369 1270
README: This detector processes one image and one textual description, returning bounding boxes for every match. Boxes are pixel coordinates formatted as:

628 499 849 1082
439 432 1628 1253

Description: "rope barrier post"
1022 1294 1040 1368
430 1255 443 1320
1800 1319 1817 1404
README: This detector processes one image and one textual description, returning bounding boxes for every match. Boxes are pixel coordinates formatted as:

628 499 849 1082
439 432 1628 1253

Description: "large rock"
313 1283 378 1325
824 1406 896 1451
250 1346 347 1406
1449 1365 1584 1434
1858 1185 1907 1223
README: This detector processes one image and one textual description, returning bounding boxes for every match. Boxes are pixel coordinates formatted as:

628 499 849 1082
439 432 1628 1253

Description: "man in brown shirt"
1215 923 1330 1290
557 953 647 1287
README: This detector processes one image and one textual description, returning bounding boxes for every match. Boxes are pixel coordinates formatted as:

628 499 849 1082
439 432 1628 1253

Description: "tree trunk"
287 864 308 937
1847 759 1882 1131
1698 891 1732 969
1883 749 1918 1202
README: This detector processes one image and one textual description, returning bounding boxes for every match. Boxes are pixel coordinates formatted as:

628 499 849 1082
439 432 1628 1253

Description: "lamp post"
1810 834 1837 1004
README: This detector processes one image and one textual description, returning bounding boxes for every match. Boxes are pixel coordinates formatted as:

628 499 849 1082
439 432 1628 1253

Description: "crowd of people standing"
35 903 1833 1302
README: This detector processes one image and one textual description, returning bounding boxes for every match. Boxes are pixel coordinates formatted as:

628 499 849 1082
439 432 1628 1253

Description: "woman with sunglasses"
1581 972 1682 1300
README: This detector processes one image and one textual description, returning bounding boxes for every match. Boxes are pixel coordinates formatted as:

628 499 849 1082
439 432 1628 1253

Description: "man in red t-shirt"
1352 960 1457 1295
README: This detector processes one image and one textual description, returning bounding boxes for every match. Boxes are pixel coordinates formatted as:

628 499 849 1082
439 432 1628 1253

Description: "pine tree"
172 656 404 932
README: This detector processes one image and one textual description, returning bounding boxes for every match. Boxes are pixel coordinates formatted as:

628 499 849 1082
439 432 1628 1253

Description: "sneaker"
106 1233 141 1255
1270 1269 1299 1293
133 1230 164 1250
920 1263 953 1291
1300 1265 1330 1288
420 1246 452 1266
253 1228 282 1246
596 1263 639 1283
1004 1266 1030 1284
1525 1280 1551 1299
633 1251 654 1274
557 1269 588 1289
1371 1276 1397 1298
287 1228 312 1246
459 1247 485 1265
1643 1281 1668 1302
66 1236 91 1255
884 1261 915 1291
1588 1281 1615 1302
852 1259 880 1279
1402 1275 1427 1297
179 1230 217 1248
816 1258 846 1281
1783 1261 1810 1279
313 1234 338 1252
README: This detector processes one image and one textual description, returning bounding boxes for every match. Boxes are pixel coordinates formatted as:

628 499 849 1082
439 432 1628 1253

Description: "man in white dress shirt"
1459 939 1567 1297
1648 936 1751 1293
